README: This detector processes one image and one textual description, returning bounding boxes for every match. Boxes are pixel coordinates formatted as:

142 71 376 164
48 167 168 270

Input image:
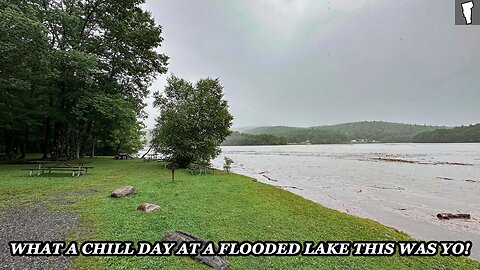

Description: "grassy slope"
0 158 478 269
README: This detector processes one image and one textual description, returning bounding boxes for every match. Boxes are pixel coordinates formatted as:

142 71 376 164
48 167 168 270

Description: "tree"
223 156 234 173
0 0 52 157
0 0 168 159
153 76 233 167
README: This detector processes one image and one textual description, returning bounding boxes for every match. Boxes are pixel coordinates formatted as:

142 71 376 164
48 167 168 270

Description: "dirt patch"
0 204 79 270
49 188 99 205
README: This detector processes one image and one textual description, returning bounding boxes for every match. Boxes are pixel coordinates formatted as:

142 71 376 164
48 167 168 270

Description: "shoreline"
219 165 480 261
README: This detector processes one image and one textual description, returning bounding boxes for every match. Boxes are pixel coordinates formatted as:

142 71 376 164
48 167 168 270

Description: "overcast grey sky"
143 0 480 129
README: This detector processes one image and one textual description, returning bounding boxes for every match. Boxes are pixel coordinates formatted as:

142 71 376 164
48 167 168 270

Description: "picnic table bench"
23 161 94 177
0 154 16 160
115 153 131 160
187 162 214 176
144 153 159 162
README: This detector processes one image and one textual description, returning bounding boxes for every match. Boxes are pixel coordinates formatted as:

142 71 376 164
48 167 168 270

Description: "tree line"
0 0 168 159
222 131 287 146
239 121 444 144
413 124 480 143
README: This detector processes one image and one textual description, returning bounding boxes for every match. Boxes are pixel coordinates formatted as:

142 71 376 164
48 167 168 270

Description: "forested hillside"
414 124 480 143
241 121 443 144
319 121 442 142
222 132 287 146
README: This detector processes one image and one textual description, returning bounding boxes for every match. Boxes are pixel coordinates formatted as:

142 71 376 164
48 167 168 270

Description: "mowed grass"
0 157 478 269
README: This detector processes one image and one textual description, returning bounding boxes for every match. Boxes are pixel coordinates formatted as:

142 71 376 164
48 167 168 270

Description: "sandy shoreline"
213 143 480 261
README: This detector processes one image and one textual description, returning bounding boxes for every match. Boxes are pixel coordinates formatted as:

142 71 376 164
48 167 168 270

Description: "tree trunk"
75 131 81 160
53 121 62 161
42 117 51 159
80 120 92 158
11 130 18 156
141 144 153 159
3 128 11 155
20 127 29 159
90 139 95 158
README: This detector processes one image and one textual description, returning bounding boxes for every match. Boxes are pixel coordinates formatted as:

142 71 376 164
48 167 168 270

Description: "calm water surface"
213 143 480 260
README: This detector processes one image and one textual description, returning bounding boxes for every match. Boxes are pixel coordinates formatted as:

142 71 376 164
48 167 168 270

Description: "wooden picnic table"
187 163 213 176
23 161 94 177
115 153 131 160
0 153 16 160
144 153 159 162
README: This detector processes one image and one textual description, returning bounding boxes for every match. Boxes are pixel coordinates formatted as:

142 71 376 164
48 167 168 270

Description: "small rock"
111 186 135 198
137 203 160 212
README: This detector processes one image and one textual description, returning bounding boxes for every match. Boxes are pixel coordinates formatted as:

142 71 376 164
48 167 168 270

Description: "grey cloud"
143 0 480 129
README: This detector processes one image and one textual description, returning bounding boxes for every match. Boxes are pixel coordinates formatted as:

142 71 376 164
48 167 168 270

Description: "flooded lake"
212 143 480 260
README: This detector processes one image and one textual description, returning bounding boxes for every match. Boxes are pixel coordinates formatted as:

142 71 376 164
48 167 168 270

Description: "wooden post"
166 163 179 182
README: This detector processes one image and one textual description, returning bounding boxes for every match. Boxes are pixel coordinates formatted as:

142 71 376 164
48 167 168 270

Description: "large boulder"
137 203 160 213
161 231 229 270
111 186 135 198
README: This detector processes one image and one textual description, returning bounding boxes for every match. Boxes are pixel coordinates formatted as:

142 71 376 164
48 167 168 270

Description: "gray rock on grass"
111 186 135 198
137 203 160 213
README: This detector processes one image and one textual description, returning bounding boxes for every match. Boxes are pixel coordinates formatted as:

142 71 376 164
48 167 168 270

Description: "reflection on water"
212 143 480 260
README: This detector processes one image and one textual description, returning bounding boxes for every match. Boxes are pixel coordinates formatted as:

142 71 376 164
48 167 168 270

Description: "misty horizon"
143 0 480 129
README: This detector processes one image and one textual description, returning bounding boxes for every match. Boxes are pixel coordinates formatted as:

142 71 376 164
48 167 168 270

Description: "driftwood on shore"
437 177 478 183
372 157 473 166
373 157 416 163
367 185 405 191
262 174 277 182
433 161 474 166
278 185 303 190
436 213 471 220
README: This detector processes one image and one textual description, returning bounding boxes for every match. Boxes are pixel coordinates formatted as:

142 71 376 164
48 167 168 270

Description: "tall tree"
1 0 168 159
153 76 233 167
0 0 52 157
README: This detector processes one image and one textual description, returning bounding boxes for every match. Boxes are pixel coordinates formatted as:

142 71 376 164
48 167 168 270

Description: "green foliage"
0 0 52 129
222 131 287 146
319 121 442 142
414 124 480 143
0 0 168 158
245 121 443 144
244 126 349 144
153 76 233 167
223 156 234 173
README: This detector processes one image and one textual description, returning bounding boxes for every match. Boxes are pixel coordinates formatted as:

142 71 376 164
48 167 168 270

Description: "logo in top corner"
456 0 479 24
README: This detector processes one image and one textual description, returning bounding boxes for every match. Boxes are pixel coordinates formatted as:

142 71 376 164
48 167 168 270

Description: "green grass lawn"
0 157 478 269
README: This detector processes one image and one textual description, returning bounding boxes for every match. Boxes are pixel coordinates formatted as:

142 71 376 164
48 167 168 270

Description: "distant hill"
222 131 287 146
244 121 444 144
231 126 259 133
414 124 480 143
317 121 443 142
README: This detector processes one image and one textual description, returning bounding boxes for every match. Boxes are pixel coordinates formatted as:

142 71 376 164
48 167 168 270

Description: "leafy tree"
414 124 480 143
0 0 168 159
153 76 233 167
0 0 52 157
223 156 234 173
